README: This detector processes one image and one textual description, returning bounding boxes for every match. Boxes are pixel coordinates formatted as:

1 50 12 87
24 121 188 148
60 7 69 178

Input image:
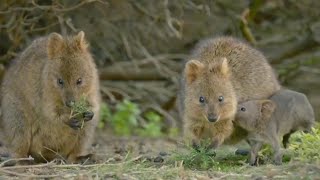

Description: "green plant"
69 96 90 129
98 100 168 137
110 99 140 136
257 144 291 164
137 111 163 137
98 102 111 129
171 139 218 170
168 127 179 137
70 96 90 116
99 99 174 137
289 124 320 162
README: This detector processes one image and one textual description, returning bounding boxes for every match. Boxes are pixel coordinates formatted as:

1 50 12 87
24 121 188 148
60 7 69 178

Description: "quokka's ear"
185 60 204 84
47 32 64 59
208 57 229 77
74 31 88 50
260 100 276 120
220 57 229 76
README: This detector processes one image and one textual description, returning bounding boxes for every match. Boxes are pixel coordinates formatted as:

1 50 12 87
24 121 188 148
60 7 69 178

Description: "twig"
56 14 67 36
240 8 257 45
216 172 254 179
163 0 183 39
0 157 34 167
65 17 78 32
120 33 139 71
28 22 59 33
0 7 36 14
111 53 188 68
0 168 61 178
145 104 177 128
300 66 320 74
267 36 318 65
131 2 158 19
31 0 107 12
43 146 66 162
2 162 55 170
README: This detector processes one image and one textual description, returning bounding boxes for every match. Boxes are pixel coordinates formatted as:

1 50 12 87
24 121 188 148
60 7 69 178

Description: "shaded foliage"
0 0 319 132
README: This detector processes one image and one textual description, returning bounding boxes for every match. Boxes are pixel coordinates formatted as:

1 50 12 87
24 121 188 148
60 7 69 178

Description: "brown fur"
236 89 315 165
0 31 100 163
180 36 280 148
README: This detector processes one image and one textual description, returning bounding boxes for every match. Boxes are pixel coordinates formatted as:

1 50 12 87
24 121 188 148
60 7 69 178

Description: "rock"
153 156 164 163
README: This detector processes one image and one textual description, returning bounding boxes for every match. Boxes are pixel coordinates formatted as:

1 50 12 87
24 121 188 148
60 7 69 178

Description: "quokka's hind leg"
67 123 97 164
67 137 96 164
270 135 282 165
248 140 263 166
2 106 32 165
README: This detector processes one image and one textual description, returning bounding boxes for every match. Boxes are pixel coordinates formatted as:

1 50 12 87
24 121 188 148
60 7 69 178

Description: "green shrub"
289 124 320 162
99 99 172 137
70 96 91 129
137 111 163 137
171 139 218 170
70 96 90 117
110 99 140 136
98 102 111 129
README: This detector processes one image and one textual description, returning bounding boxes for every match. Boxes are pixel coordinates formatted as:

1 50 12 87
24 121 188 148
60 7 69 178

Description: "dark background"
1 0 319 132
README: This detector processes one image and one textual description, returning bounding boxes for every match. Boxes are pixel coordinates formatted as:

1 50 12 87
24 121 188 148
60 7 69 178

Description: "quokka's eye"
199 96 205 103
240 107 246 112
57 78 64 86
218 96 224 102
76 78 82 85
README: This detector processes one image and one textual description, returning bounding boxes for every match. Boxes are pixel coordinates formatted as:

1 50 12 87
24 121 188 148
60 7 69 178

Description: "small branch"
110 54 187 68
65 17 78 32
0 157 34 167
56 14 67 36
240 8 257 45
2 162 55 170
99 68 167 81
145 104 178 128
31 0 107 12
300 66 320 74
0 168 61 178
163 0 183 39
264 36 319 65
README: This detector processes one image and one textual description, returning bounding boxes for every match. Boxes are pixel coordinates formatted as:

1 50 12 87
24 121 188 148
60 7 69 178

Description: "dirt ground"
0 130 319 179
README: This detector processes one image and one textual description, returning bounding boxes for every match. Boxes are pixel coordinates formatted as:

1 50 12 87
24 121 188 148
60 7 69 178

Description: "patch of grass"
110 99 140 136
98 99 172 137
289 124 320 162
170 140 219 170
137 111 163 137
170 140 246 172
98 102 111 129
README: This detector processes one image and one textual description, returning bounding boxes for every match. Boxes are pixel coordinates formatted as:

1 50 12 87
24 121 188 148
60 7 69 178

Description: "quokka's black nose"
66 100 75 108
208 113 218 122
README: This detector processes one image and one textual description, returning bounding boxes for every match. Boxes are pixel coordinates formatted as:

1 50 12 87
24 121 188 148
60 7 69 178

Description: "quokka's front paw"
66 118 83 130
83 111 94 121
65 111 94 130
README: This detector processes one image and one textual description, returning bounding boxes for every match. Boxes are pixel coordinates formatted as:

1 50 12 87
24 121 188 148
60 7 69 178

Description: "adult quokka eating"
0 31 100 163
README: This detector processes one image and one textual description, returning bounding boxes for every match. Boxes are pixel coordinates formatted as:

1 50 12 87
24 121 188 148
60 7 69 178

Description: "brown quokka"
0 31 100 163
179 36 280 149
235 89 315 165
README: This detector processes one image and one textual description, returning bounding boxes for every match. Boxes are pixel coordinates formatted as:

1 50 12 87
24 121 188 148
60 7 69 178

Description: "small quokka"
0 31 100 163
235 89 315 165
179 37 280 148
